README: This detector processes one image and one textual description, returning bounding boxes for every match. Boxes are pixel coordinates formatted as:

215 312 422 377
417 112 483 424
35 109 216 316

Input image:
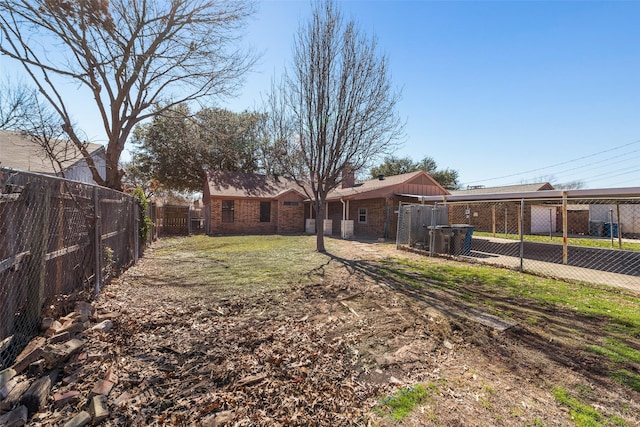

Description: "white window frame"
358 207 367 224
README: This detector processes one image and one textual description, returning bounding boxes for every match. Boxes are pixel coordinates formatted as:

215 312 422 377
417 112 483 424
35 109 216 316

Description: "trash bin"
463 226 474 254
589 221 604 237
428 226 453 254
604 222 620 238
450 224 473 255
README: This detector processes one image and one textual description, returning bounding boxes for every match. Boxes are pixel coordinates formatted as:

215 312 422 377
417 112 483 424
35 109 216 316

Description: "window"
222 200 234 223
260 201 271 222
283 201 299 206
358 207 367 224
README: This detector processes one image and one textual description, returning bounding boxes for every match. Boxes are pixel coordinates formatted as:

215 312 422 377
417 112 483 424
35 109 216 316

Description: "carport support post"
519 199 524 272
617 203 622 249
491 205 496 237
562 192 568 265
609 208 614 248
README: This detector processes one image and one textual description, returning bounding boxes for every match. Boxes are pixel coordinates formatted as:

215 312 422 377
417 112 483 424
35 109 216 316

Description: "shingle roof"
326 170 432 200
450 182 554 196
0 130 104 174
206 170 448 201
205 171 306 199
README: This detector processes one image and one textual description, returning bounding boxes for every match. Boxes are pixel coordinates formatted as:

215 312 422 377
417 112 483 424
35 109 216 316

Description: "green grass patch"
384 257 640 338
553 386 603 427
612 370 640 393
474 231 640 252
552 386 631 427
587 338 640 364
149 235 331 297
376 383 436 421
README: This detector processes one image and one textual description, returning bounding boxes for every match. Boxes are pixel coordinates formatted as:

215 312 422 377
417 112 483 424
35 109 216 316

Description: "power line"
461 139 640 186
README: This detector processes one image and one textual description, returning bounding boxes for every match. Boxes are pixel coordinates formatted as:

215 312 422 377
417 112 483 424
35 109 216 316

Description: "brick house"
204 169 449 239
446 183 557 234
321 169 449 239
204 171 307 234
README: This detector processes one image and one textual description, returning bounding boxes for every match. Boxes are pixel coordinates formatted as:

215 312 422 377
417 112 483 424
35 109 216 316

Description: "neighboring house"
0 130 106 184
445 183 557 234
203 168 450 239
322 169 449 239
449 182 554 196
204 171 307 235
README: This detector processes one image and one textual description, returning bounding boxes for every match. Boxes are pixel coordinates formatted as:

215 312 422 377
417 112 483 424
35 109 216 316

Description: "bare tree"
0 78 80 175
19 95 78 177
268 0 403 252
0 76 36 130
0 0 256 190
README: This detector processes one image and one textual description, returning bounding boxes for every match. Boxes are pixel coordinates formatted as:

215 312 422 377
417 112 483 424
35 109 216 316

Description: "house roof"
449 182 554 196
205 171 306 199
326 170 448 200
206 170 449 201
0 130 104 174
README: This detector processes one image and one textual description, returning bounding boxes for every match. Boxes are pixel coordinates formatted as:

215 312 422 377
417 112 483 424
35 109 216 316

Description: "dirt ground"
31 237 639 426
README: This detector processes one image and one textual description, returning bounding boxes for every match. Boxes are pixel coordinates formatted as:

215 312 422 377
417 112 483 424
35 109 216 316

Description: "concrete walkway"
464 248 640 294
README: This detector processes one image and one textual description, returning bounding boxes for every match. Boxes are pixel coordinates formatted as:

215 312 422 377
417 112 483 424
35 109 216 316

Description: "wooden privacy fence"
0 167 139 370
153 205 207 236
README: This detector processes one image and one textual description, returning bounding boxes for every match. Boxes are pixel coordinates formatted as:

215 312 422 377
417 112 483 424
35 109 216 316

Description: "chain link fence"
0 167 139 370
397 195 640 290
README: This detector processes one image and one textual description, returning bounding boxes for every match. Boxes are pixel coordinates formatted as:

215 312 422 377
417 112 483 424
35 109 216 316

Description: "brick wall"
350 198 386 238
449 203 532 234
207 196 305 235
277 194 305 233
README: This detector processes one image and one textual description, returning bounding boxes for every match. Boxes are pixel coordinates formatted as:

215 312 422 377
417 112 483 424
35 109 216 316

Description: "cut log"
0 378 17 400
19 371 56 415
43 339 84 369
12 337 46 374
0 368 17 388
0 379 30 413
0 404 27 426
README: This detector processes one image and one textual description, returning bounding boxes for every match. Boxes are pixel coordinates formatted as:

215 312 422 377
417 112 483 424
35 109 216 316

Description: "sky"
226 0 640 190
2 0 640 190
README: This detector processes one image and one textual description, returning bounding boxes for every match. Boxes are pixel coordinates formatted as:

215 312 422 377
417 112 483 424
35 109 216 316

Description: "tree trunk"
315 201 326 253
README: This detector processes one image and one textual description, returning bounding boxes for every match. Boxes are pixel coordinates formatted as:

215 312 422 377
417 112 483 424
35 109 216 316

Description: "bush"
133 186 153 243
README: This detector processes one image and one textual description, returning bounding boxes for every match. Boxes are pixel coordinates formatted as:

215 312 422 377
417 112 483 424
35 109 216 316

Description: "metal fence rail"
397 196 640 290
0 167 139 370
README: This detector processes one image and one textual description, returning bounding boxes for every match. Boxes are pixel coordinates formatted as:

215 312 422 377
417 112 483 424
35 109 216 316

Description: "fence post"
188 206 192 235
93 187 101 297
55 182 64 294
562 192 568 265
25 184 50 336
395 202 402 249
429 203 437 256
133 199 139 262
519 199 525 272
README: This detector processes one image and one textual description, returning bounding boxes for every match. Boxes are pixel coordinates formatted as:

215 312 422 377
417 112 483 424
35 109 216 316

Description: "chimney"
378 174 385 181
341 163 355 188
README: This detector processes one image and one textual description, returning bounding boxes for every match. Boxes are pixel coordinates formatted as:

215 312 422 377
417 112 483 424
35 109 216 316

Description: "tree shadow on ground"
324 250 638 396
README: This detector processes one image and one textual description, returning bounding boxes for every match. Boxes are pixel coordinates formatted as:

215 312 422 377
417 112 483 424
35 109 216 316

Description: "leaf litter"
21 237 640 426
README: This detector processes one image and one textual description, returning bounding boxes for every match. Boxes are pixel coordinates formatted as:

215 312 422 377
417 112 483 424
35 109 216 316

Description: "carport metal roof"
397 187 640 204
